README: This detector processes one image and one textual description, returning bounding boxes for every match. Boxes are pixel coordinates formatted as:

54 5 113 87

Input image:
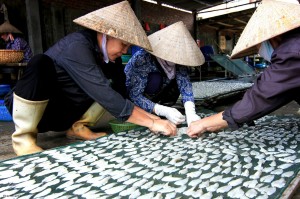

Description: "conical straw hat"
73 1 152 51
147 21 204 67
0 21 22 34
231 0 300 59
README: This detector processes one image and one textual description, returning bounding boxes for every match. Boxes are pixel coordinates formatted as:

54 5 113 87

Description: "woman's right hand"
187 112 228 138
149 119 177 136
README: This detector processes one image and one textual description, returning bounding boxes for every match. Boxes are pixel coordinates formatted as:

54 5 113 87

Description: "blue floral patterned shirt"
125 49 195 113
6 37 33 62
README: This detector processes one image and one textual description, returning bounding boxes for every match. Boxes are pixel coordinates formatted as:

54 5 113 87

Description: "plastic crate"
0 100 12 122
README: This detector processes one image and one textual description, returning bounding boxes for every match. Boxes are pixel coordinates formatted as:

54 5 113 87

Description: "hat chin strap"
258 40 274 62
156 57 176 80
8 33 14 41
101 34 109 63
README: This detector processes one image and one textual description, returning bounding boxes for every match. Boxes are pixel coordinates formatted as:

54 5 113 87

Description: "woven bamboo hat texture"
147 21 204 67
231 0 300 59
0 21 22 34
73 1 152 51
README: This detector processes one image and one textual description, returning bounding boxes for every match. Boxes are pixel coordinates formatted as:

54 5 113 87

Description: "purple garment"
223 28 300 129
6 37 33 62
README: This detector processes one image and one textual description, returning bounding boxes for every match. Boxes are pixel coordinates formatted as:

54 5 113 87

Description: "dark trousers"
5 54 93 132
144 72 180 106
5 54 56 113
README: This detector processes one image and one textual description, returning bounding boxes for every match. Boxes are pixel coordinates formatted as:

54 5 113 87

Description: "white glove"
154 104 185 125
184 101 201 126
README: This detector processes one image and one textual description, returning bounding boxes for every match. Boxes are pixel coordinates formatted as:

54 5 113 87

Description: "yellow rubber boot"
12 93 48 156
66 102 107 140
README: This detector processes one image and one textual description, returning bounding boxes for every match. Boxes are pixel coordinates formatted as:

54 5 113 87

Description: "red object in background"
159 23 165 29
200 40 205 47
144 22 150 31
196 39 205 48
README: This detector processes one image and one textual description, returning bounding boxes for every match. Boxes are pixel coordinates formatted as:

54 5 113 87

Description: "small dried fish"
217 185 232 193
105 185 127 195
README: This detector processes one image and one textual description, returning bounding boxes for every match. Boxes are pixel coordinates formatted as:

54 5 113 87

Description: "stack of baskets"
0 50 24 63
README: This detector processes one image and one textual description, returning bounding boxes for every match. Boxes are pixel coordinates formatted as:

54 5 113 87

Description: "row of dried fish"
0 115 299 198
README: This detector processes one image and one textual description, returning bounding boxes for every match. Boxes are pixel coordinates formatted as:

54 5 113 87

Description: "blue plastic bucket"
0 84 11 96
0 100 12 122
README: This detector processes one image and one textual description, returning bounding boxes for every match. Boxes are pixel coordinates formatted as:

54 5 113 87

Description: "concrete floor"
1 100 300 198
0 110 115 161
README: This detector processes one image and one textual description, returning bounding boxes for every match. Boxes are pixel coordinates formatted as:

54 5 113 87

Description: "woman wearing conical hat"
187 0 300 137
0 21 32 62
4 1 176 156
125 21 205 127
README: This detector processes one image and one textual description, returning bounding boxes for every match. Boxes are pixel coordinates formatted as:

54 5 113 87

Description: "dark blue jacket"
45 29 133 122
